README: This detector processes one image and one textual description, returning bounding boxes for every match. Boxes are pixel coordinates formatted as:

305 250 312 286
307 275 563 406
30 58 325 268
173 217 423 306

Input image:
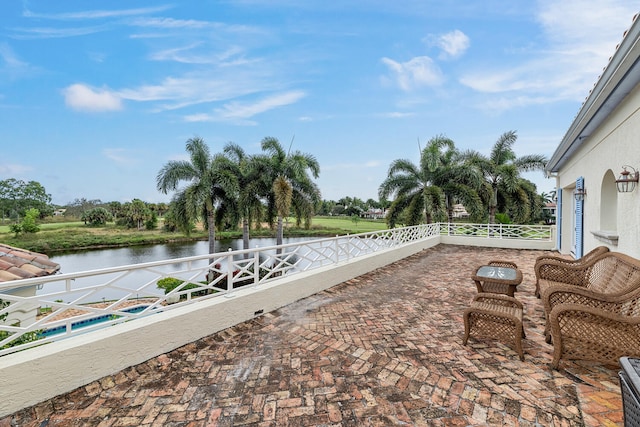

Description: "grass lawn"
0 216 390 254
309 216 388 233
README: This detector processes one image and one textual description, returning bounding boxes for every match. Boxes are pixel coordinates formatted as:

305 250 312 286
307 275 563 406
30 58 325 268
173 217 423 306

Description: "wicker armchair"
540 252 640 368
534 246 609 297
547 286 640 368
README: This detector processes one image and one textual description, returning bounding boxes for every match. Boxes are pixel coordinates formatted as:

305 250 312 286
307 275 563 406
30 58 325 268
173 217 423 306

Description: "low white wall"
0 237 440 418
440 235 555 251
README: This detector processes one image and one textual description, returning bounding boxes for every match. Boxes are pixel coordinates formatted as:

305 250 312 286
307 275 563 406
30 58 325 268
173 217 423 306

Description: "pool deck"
0 244 625 426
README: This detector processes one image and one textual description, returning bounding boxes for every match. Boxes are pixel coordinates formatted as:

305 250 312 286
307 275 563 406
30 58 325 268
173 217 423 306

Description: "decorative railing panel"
0 222 550 355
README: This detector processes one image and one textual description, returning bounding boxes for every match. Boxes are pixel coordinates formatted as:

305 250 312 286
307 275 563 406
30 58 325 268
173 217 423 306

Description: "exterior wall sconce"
616 165 639 193
616 166 639 193
574 188 586 201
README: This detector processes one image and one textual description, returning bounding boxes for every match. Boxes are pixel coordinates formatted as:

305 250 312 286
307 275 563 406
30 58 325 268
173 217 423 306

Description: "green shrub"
495 213 512 224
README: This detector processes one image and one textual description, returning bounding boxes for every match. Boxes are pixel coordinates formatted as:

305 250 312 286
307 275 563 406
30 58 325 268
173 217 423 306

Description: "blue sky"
0 1 637 205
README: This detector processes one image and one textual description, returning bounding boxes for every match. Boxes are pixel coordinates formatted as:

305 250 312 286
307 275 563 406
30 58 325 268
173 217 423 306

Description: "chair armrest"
535 259 591 287
550 303 640 327
534 254 574 268
542 285 640 316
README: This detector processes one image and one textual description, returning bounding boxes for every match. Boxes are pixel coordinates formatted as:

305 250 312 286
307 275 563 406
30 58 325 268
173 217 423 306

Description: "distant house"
452 204 470 219
53 208 66 216
545 13 640 258
362 208 386 219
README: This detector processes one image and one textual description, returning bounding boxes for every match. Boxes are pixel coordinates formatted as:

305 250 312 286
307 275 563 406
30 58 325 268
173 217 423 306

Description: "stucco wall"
556 84 640 258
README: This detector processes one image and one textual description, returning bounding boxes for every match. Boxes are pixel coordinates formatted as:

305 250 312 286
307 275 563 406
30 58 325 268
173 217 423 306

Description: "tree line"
1 131 551 247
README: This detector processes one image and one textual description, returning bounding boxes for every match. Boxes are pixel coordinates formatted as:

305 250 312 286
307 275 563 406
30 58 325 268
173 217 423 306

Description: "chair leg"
462 311 471 345
514 322 525 361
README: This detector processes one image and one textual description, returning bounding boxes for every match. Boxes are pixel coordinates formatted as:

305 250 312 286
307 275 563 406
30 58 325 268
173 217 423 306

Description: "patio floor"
0 244 625 426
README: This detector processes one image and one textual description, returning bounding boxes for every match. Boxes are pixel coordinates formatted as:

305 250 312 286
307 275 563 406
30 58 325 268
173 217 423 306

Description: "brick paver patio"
0 244 625 426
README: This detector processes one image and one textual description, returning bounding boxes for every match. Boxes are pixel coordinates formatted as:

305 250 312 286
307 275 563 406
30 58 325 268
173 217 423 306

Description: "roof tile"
0 244 60 282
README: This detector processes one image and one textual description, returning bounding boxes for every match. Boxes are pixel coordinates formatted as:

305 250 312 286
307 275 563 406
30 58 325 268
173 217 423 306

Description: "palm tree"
156 137 237 255
223 142 264 252
379 135 483 227
257 137 321 248
462 130 547 224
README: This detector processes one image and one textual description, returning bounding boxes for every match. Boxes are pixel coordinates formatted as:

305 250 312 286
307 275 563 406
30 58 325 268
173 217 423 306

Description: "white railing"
0 222 550 355
441 222 552 240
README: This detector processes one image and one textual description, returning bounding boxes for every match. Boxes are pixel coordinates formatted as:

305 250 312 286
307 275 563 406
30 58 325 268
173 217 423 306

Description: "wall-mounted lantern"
574 187 586 201
616 166 639 193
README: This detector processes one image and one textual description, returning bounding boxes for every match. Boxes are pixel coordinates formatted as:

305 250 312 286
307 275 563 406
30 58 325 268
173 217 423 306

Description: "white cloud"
459 0 637 111
377 112 416 119
381 56 444 91
62 84 123 112
435 30 470 59
10 25 106 40
0 43 28 69
128 17 211 29
186 91 306 123
23 6 173 20
103 148 136 165
0 163 32 175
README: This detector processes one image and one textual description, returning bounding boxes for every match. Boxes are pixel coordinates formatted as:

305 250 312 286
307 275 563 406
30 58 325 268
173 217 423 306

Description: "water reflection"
50 237 310 274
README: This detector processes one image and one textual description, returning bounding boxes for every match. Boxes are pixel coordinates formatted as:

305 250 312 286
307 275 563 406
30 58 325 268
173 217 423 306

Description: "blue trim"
575 177 584 258
556 189 562 250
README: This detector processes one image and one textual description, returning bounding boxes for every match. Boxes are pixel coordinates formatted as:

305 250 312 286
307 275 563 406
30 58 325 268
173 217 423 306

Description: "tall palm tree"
223 142 264 252
462 130 547 224
156 137 237 255
257 137 321 247
379 135 483 227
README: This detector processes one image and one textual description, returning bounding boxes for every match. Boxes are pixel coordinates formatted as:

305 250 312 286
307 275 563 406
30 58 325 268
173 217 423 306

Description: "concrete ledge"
0 237 439 417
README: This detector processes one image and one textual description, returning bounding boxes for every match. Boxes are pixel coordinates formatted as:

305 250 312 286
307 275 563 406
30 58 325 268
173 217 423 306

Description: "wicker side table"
463 293 525 361
471 261 523 297
620 357 640 427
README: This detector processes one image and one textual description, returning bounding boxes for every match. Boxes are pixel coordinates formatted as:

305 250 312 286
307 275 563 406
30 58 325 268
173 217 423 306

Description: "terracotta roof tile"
0 244 60 283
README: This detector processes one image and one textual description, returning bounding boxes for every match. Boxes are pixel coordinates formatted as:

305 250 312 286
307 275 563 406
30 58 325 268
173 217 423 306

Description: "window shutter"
556 189 562 250
575 177 584 258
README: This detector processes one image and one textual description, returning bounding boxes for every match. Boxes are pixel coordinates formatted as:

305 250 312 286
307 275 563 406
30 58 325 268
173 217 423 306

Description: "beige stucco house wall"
546 13 640 259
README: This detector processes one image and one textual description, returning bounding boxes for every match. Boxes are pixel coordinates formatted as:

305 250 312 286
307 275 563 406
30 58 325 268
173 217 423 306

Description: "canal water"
49 237 312 274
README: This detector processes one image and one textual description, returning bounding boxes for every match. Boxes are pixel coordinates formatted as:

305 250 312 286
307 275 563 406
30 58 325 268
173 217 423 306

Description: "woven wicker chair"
540 252 640 368
534 246 609 297
547 287 640 369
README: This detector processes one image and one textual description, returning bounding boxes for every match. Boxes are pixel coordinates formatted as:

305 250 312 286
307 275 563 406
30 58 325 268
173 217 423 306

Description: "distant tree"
108 201 123 221
0 179 52 220
331 205 346 216
145 211 158 230
123 199 152 230
65 198 103 218
20 208 40 233
81 207 113 226
365 198 381 209
317 200 336 216
156 202 169 217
